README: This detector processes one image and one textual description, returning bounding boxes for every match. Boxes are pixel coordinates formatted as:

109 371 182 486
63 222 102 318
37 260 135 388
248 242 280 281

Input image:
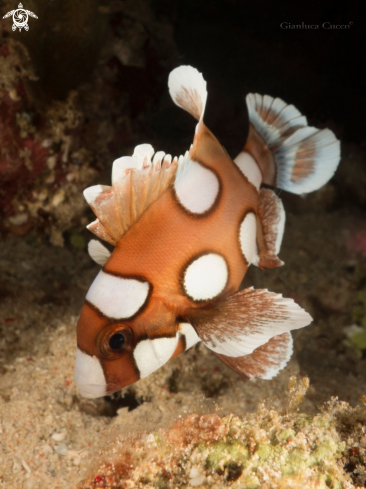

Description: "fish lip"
76 382 120 399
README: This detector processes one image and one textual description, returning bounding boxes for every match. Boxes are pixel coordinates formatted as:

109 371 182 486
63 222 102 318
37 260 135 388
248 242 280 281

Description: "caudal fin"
244 93 341 194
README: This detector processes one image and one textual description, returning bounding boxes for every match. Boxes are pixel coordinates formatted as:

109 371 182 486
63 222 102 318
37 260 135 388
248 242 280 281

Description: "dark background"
148 0 364 158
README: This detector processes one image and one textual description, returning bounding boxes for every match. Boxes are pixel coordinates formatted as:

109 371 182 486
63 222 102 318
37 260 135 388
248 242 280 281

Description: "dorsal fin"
84 144 178 245
88 239 111 266
168 65 207 122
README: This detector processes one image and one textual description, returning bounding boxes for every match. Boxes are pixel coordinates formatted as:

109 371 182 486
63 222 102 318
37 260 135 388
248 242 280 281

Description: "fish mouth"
77 382 120 399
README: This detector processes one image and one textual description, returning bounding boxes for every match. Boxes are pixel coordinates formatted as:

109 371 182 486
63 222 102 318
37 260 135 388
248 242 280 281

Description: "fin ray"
215 332 293 380
189 287 311 358
244 93 340 194
168 65 207 122
87 219 117 246
84 144 178 245
88 239 111 266
253 188 285 269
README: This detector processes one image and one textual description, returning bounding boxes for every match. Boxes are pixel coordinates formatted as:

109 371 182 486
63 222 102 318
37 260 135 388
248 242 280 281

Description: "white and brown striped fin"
252 188 285 269
190 287 311 358
84 144 178 245
168 65 207 122
244 93 340 194
84 185 123 243
246 93 308 147
215 332 293 380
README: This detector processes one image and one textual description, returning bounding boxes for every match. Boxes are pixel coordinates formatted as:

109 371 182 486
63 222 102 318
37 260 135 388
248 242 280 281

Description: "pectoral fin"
189 287 311 359
253 188 285 269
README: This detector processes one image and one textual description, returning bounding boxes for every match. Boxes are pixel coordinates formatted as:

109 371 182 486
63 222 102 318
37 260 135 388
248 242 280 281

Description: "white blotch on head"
134 334 179 379
239 213 257 265
183 253 228 301
174 156 219 214
234 151 262 190
86 270 149 319
74 348 106 398
179 323 201 349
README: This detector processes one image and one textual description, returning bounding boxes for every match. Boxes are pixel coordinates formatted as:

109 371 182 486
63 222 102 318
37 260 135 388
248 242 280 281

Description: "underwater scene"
0 1 364 487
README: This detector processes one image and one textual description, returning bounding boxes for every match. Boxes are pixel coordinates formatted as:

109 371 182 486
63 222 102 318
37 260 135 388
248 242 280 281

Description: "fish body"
74 66 340 398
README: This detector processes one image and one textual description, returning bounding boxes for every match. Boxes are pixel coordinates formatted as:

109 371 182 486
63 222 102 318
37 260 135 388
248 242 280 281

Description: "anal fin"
215 332 293 380
253 188 285 269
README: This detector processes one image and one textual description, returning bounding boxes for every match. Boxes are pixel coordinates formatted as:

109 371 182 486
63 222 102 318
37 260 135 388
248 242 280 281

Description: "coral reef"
77 378 363 489
0 0 177 244
0 38 98 243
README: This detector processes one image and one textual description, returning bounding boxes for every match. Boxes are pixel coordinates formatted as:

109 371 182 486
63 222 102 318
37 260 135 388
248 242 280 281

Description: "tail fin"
244 93 341 194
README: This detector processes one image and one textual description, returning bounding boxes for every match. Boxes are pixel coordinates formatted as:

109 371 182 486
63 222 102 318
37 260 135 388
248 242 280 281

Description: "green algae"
281 447 307 475
310 439 338 465
345 288 366 353
205 440 249 471
277 428 295 441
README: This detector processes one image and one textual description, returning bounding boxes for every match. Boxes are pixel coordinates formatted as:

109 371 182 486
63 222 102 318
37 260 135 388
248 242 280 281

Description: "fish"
74 65 340 398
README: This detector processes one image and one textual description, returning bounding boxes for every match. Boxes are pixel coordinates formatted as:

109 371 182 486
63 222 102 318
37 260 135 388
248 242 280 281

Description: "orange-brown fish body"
74 66 340 398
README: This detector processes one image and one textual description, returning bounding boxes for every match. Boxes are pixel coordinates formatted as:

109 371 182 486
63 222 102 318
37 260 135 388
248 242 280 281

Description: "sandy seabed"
1 182 366 487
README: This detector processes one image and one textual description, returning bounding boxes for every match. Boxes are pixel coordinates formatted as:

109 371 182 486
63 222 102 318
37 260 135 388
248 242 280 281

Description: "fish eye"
97 325 132 360
109 332 125 350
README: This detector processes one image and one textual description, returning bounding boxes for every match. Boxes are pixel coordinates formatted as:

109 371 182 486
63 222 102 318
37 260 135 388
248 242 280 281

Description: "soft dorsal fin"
168 65 207 122
84 144 178 245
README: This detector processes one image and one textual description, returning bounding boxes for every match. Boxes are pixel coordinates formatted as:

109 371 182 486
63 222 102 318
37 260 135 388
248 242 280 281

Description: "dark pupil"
109 333 125 350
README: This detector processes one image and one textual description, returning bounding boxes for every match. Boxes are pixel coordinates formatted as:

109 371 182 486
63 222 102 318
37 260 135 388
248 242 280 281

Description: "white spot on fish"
239 213 257 264
179 323 201 349
234 151 262 190
134 335 179 378
86 270 149 319
174 155 219 214
74 348 106 398
183 253 228 301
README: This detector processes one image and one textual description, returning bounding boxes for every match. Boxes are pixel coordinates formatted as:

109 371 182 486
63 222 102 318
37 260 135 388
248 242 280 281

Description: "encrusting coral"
76 377 364 489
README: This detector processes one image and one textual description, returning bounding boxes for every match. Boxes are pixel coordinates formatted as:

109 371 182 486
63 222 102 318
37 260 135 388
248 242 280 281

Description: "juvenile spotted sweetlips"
74 66 340 398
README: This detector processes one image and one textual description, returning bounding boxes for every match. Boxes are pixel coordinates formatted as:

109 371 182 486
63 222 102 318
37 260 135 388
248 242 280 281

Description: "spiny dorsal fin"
168 66 207 122
189 287 311 358
215 332 293 380
88 239 111 266
84 144 178 245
